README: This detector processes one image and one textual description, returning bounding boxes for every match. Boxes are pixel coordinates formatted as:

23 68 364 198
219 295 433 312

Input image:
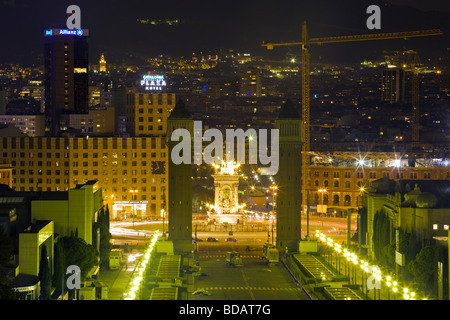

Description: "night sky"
1 0 449 65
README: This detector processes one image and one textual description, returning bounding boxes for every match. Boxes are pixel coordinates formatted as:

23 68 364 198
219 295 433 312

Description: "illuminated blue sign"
44 29 86 36
140 75 167 91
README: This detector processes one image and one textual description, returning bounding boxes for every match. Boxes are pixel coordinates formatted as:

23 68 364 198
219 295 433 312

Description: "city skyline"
1 0 450 65
0 0 450 306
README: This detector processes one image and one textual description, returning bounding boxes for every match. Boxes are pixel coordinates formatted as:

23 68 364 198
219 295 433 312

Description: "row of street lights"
316 231 426 300
124 232 160 300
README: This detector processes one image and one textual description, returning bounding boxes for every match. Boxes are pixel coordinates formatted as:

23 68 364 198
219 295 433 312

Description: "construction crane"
401 50 424 150
262 21 443 218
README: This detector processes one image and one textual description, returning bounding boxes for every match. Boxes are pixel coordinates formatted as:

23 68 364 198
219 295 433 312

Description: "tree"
38 245 51 300
93 222 112 270
93 205 113 270
52 240 66 298
407 246 435 292
372 209 390 265
59 236 98 280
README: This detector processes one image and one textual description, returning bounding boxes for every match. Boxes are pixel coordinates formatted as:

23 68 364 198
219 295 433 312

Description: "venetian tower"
275 99 303 253
167 99 193 253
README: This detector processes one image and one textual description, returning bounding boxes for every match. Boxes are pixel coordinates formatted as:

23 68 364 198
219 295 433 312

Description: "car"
192 238 203 243
193 289 211 296
225 237 237 242
207 237 219 242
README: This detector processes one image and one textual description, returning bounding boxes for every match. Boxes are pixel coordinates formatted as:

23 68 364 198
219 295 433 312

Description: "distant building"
88 106 116 134
99 54 106 72
240 66 262 98
59 113 95 134
381 68 406 104
44 28 89 136
0 115 45 137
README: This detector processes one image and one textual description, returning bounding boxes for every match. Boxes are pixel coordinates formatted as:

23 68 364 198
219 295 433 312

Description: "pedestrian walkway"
99 258 139 300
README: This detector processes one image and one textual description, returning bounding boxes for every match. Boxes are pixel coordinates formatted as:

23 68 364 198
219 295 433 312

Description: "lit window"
433 224 438 230
444 225 449 230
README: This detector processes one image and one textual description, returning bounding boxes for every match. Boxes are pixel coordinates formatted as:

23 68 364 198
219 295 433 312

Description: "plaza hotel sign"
140 75 167 91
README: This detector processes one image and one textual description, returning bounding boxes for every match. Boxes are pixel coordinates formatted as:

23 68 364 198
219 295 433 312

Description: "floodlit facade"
1 136 168 220
309 154 450 216
0 163 13 187
125 91 175 137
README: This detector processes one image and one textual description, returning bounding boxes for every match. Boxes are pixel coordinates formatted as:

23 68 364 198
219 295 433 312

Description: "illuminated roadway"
107 216 356 300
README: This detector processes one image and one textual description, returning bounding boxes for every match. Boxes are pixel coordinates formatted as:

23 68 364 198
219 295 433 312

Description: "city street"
192 241 310 300
102 216 357 300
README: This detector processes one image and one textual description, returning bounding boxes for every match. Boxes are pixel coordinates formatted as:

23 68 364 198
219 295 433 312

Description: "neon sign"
44 29 85 36
140 75 167 91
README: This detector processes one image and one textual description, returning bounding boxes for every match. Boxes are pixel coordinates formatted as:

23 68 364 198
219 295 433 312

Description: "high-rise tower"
275 99 303 253
167 99 193 253
44 28 89 136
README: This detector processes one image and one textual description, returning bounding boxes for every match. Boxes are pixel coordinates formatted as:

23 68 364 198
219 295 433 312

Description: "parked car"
193 289 211 296
207 237 219 242
225 237 237 242
192 238 203 243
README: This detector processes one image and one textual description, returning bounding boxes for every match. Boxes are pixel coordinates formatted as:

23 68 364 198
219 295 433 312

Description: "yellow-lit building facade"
125 91 175 137
99 54 106 72
1 136 168 220
309 161 450 215
0 163 13 187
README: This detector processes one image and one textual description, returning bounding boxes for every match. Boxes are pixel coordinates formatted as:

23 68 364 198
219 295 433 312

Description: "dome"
415 192 438 208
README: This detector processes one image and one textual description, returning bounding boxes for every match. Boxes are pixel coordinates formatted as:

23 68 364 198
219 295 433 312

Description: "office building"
43 28 89 136
381 68 406 104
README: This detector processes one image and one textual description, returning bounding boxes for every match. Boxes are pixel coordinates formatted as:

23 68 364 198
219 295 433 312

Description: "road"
191 240 310 300
104 216 355 300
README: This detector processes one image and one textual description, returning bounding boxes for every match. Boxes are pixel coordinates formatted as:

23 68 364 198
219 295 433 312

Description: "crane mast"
263 22 443 222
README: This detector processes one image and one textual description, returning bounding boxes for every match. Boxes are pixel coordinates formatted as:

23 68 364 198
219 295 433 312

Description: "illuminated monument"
208 161 244 224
